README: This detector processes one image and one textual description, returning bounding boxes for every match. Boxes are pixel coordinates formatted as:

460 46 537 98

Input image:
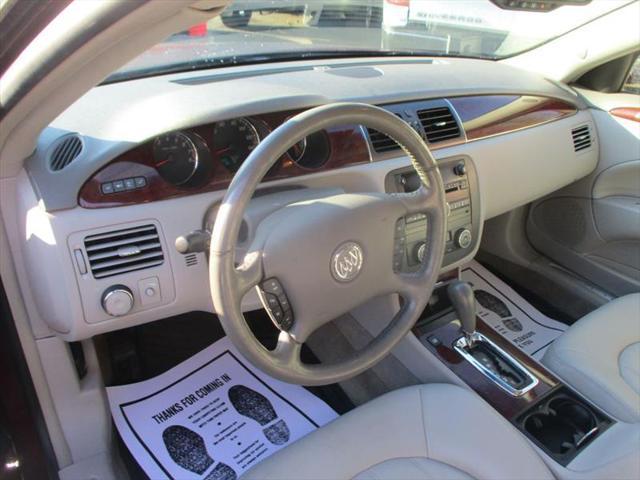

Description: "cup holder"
519 389 610 463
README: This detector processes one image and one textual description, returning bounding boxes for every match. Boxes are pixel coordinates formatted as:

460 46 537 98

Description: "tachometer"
152 132 200 186
212 118 260 172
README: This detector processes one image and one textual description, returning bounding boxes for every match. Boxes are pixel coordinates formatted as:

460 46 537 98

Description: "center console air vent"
572 125 592 152
417 106 461 143
84 224 164 279
50 135 83 171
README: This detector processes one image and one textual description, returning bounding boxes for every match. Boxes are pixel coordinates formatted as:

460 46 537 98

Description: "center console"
386 155 481 271
413 280 615 467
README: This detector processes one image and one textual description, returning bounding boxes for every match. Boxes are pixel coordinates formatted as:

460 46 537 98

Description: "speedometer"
212 118 260 172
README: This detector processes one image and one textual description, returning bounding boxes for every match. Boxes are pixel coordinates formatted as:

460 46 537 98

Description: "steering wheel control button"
260 278 294 331
393 218 408 273
264 293 280 310
138 276 161 306
331 241 364 283
454 228 473 249
101 285 134 317
262 278 283 295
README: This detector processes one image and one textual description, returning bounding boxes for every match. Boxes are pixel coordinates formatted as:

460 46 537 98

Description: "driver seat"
245 384 553 479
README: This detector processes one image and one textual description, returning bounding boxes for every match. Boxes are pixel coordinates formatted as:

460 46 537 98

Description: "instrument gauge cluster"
149 116 336 189
80 110 369 208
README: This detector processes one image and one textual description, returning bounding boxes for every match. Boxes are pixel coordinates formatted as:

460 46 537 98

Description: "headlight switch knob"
102 285 134 317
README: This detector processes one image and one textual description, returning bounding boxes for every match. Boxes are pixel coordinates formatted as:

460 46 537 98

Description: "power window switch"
138 277 161 306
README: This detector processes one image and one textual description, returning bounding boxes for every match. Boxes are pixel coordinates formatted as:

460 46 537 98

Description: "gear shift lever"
446 280 538 396
448 281 477 345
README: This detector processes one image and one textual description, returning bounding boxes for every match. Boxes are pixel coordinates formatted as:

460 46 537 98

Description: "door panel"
527 89 640 296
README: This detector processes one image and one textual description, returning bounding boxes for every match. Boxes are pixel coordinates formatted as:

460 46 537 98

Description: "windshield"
111 0 632 82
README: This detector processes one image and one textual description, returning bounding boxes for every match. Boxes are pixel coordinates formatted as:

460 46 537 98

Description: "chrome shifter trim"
454 332 539 397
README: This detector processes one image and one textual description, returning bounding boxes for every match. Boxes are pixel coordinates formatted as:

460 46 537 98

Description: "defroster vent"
50 135 83 171
84 224 164 279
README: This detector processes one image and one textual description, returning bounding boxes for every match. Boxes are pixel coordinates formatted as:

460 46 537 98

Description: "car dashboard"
12 57 598 341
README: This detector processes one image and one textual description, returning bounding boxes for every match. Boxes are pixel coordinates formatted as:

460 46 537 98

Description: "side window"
621 56 640 94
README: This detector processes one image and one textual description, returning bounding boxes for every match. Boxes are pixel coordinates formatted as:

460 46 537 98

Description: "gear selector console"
447 280 538 397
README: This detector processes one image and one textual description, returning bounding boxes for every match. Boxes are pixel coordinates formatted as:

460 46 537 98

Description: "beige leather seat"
543 293 640 423
245 384 553 480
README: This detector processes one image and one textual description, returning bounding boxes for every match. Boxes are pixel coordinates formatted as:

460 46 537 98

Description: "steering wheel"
210 103 446 386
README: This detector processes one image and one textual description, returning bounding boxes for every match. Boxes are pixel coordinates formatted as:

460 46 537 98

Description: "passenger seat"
542 293 640 423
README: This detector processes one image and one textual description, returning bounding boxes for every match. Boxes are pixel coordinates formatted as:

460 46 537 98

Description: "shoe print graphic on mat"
162 425 237 480
474 289 512 318
502 317 524 332
204 463 238 480
228 385 290 445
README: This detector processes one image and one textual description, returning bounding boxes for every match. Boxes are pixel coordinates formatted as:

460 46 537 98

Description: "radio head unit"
386 155 481 271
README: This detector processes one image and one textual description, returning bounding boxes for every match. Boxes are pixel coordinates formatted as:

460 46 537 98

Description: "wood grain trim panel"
449 95 577 141
78 95 578 208
78 111 369 208
610 107 640 122
417 317 560 420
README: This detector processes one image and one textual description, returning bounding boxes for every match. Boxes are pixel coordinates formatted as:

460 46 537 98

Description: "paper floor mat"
107 337 338 480
461 261 568 360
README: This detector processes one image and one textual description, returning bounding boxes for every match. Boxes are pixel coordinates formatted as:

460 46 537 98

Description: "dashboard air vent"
366 113 406 153
367 128 400 153
417 106 461 143
571 125 592 152
84 224 164 279
50 135 83 171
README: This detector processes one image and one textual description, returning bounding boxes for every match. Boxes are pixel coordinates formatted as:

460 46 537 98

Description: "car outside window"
622 56 640 94
108 0 635 82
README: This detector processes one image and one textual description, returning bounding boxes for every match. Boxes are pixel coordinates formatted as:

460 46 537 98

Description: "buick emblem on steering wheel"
331 241 364 282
